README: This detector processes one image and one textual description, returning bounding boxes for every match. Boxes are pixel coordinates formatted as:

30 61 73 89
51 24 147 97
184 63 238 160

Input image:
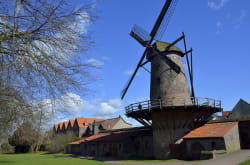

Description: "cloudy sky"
47 0 250 126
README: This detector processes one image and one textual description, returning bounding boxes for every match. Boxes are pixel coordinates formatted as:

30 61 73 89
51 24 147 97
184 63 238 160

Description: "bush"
8 122 37 153
47 132 76 153
0 142 14 153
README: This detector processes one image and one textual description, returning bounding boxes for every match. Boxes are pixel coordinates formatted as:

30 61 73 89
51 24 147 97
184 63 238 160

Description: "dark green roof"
154 41 183 55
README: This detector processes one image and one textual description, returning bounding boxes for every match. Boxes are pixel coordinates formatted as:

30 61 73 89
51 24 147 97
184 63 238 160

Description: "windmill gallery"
66 0 250 160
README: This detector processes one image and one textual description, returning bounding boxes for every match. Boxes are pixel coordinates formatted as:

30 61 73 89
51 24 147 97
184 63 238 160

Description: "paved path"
104 150 250 165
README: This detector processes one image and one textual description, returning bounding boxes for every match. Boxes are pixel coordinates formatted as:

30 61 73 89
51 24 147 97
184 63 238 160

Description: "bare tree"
0 0 97 137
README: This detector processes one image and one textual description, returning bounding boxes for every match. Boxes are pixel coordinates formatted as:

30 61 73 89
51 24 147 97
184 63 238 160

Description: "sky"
50 0 250 126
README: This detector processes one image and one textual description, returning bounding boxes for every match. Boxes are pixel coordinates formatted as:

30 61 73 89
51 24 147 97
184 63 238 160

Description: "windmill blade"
155 0 179 40
122 0 178 100
130 24 151 47
150 0 178 41
120 50 148 99
190 49 195 98
161 33 184 54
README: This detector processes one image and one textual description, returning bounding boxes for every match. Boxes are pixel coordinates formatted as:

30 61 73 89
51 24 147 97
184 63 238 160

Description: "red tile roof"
68 133 109 145
58 123 63 130
68 130 146 145
75 118 104 128
54 124 58 131
63 121 69 129
69 120 75 128
184 122 238 139
222 111 232 117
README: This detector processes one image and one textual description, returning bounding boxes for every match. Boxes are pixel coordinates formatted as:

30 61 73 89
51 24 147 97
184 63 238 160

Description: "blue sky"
53 0 250 126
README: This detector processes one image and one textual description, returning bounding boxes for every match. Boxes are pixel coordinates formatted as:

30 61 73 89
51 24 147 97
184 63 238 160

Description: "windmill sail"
121 0 179 99
154 0 179 40
130 24 151 47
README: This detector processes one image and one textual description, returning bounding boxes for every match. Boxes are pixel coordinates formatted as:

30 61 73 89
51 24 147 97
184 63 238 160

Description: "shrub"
47 132 76 153
8 122 37 153
0 142 14 153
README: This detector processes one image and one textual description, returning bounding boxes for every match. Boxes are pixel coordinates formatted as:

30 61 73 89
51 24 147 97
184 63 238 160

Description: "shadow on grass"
41 152 71 158
90 156 177 163
0 160 16 164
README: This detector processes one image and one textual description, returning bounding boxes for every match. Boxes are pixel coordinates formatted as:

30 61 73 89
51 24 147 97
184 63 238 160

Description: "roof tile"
184 122 238 139
75 118 104 128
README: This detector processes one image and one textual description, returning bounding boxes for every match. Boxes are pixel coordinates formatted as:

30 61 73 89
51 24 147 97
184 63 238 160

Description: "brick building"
67 127 153 158
183 122 240 159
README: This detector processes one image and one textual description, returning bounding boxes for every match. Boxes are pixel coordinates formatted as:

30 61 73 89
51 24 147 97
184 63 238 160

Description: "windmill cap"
153 41 184 57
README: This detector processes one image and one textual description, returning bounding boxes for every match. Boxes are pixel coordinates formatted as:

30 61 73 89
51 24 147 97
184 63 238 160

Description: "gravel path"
104 150 250 165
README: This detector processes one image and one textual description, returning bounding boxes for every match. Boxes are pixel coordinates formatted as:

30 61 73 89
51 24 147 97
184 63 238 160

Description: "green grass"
240 159 250 165
122 159 176 163
0 152 113 165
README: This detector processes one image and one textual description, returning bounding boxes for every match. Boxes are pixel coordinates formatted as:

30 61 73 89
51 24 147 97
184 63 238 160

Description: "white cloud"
87 58 104 67
216 21 223 34
216 21 222 27
88 99 123 117
124 69 133 76
208 0 229 10
34 93 85 124
240 9 247 20
73 12 90 34
124 69 141 76
57 93 84 115
234 9 248 29
36 93 125 126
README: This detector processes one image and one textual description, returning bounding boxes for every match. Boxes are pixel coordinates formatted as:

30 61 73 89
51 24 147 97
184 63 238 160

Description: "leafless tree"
0 0 97 137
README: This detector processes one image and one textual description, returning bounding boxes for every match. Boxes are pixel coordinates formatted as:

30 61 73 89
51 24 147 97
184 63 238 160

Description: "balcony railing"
125 97 222 114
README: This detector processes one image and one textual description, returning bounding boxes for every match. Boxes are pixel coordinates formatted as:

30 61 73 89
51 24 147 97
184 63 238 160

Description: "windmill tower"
121 0 222 159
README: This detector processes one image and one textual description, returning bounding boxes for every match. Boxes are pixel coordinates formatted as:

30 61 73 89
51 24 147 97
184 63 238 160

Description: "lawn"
122 159 176 163
240 159 250 165
0 152 113 165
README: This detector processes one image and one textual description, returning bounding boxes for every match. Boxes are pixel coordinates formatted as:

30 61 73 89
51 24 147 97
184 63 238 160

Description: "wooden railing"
125 97 222 113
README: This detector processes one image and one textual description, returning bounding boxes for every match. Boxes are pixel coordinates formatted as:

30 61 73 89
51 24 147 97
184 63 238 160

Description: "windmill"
121 0 195 103
121 0 222 159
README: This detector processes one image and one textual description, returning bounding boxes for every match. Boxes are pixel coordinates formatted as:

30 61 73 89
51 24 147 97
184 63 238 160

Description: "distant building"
228 99 250 119
87 116 132 135
62 121 69 134
66 120 75 133
222 111 232 119
53 116 132 138
183 122 240 159
72 118 104 137
67 127 153 158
